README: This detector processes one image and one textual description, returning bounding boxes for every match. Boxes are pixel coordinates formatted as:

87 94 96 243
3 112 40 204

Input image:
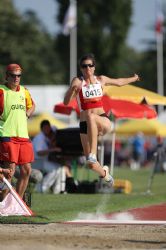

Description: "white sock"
88 153 97 159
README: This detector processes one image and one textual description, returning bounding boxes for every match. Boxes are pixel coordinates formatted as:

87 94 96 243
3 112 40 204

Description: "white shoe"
86 153 97 164
103 166 114 186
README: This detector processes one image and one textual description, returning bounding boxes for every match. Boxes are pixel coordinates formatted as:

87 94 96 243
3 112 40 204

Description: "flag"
62 0 77 35
0 177 33 216
155 0 164 36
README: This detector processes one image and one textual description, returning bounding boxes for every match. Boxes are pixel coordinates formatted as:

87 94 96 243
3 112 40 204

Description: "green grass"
0 167 165 224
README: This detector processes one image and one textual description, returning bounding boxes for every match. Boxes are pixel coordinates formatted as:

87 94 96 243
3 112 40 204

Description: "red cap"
6 64 22 72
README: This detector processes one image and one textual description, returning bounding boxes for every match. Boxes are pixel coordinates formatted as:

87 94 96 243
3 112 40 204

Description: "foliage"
56 0 133 82
0 0 61 84
0 0 165 92
116 47 143 76
137 4 166 95
138 41 166 95
0 167 165 223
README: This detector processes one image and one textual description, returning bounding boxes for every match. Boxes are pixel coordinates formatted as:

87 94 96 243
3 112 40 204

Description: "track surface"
0 203 166 250
66 203 166 225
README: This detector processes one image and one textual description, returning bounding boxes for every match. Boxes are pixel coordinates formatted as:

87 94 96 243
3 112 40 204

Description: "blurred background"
0 0 165 114
0 0 165 98
0 0 166 175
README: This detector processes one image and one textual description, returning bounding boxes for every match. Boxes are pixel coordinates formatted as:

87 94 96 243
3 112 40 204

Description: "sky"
12 0 161 52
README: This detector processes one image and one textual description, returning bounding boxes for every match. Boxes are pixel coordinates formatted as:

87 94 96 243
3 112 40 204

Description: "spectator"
131 132 145 170
147 136 166 193
153 136 166 173
32 120 67 194
0 63 35 202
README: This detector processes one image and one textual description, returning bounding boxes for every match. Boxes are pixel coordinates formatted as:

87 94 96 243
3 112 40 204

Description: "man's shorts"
0 139 34 165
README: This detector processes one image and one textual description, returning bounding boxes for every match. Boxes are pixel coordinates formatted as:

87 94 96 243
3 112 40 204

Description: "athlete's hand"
134 74 140 81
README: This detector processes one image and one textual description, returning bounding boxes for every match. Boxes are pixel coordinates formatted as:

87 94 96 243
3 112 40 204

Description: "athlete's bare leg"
86 113 112 156
80 133 105 177
82 115 114 184
87 113 98 155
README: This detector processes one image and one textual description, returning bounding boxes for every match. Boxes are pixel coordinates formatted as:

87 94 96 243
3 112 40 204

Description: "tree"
56 0 132 82
137 4 166 96
0 0 62 84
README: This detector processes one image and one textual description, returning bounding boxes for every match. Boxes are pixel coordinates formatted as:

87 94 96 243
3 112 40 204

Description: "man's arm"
26 102 35 119
25 88 35 118
0 168 12 180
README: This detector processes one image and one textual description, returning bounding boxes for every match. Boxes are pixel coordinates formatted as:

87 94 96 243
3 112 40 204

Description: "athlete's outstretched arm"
100 74 140 87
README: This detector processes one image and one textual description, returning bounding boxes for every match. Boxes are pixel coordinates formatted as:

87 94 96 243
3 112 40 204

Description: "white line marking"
66 220 166 225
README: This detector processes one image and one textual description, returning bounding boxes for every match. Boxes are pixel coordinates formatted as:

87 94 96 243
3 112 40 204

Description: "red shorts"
0 139 34 165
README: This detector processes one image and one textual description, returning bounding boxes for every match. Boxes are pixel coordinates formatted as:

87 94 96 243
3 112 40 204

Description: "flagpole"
157 34 164 114
62 0 77 82
156 0 164 114
68 0 77 126
70 20 77 82
70 0 77 82
157 35 164 113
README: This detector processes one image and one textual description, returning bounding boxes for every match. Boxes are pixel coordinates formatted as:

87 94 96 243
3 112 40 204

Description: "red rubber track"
65 203 166 225
107 203 166 221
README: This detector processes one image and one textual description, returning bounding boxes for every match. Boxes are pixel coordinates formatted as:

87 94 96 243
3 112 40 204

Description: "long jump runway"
65 203 166 225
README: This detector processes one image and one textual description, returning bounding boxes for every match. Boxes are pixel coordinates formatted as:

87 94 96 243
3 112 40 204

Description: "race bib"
82 83 103 102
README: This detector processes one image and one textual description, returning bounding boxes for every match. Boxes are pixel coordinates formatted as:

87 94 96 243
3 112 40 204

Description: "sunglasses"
81 64 95 68
8 73 22 78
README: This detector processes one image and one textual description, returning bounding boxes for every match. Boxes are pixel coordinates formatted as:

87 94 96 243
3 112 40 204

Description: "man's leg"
16 163 31 198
